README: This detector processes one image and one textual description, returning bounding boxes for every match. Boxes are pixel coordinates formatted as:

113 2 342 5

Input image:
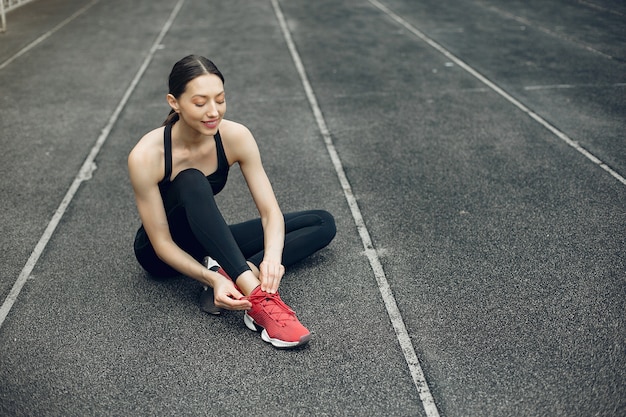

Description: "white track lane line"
270 1 441 416
0 0 186 328
368 0 626 187
0 0 100 71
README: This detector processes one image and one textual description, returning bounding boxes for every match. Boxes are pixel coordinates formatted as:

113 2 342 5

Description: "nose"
206 101 219 118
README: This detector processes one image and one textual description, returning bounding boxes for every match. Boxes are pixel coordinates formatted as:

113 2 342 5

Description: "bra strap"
214 131 229 167
163 124 173 181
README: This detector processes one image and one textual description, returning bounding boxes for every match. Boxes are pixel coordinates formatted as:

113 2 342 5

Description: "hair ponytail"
162 109 179 126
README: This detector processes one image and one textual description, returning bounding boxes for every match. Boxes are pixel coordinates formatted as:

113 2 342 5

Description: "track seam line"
270 1 441 416
578 0 625 17
368 0 626 186
0 0 100 71
523 83 626 91
476 0 614 60
0 0 186 329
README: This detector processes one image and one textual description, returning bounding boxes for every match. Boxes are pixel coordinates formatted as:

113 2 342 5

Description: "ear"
166 94 179 113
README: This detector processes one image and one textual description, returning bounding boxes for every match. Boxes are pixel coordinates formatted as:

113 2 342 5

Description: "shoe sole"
244 312 311 349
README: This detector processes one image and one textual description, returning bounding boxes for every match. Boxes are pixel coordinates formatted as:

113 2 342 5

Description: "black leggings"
134 168 336 279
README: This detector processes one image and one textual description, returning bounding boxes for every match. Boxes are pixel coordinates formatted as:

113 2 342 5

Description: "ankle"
235 271 261 296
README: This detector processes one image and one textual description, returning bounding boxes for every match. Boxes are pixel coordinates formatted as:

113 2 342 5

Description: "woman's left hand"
259 259 285 294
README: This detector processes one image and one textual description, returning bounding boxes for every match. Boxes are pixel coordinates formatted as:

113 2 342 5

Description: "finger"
265 274 280 294
262 264 284 293
268 276 281 293
230 287 245 300
218 297 252 311
260 275 269 292
271 265 285 292
214 287 251 310
261 273 278 293
259 263 270 292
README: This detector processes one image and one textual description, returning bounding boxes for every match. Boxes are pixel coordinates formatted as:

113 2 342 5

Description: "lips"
202 119 219 129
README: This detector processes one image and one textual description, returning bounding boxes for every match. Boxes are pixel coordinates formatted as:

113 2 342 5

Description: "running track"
1 0 624 416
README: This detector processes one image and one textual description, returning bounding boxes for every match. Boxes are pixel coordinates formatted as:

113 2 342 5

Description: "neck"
172 120 209 146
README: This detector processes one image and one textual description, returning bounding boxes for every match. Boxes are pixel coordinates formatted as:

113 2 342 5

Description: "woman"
129 55 335 349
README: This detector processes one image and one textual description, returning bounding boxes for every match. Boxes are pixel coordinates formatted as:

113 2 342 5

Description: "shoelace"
247 291 296 326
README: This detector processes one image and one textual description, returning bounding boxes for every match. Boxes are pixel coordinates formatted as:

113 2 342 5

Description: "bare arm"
223 122 285 293
127 129 250 309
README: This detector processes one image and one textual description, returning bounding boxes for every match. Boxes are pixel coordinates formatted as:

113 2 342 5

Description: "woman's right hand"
212 277 252 311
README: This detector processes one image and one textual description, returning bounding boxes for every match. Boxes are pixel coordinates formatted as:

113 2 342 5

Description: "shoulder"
129 127 164 163
219 119 253 142
218 119 259 163
128 126 166 185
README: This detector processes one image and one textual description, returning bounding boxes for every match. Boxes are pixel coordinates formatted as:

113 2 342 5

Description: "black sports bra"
157 123 230 197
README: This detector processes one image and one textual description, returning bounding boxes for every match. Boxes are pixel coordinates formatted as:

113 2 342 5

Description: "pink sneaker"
244 286 311 348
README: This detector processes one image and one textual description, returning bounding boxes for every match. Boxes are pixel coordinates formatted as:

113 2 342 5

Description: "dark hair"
162 55 225 126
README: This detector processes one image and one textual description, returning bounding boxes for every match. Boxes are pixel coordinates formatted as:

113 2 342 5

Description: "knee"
171 169 212 200
314 209 336 244
173 168 207 185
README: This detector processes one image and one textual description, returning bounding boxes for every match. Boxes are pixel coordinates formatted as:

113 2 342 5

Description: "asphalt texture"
1 0 624 416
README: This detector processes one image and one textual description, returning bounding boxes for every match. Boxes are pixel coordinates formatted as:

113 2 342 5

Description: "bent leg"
229 209 336 268
282 210 336 267
136 168 251 280
167 168 252 279
134 225 178 278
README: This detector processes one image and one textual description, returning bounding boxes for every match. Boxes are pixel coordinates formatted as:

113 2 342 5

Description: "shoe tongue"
249 287 296 320
263 294 295 321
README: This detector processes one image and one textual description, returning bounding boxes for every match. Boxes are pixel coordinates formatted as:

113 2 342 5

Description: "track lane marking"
0 0 186 328
0 0 100 71
271 1 441 416
368 0 626 186
475 1 615 60
523 82 626 90
578 0 625 17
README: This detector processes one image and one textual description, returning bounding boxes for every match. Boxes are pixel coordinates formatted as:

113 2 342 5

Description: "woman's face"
169 73 226 136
